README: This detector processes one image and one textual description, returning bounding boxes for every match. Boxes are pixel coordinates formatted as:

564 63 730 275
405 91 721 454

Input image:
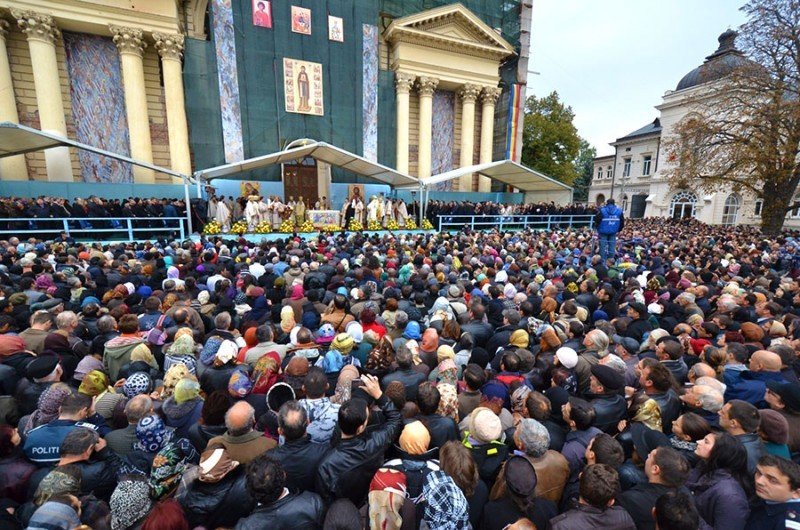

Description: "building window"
622 195 628 213
754 199 763 217
791 200 800 219
669 191 697 219
642 155 652 176
597 167 603 180
607 166 612 178
722 194 740 226
623 158 631 177
596 193 606 205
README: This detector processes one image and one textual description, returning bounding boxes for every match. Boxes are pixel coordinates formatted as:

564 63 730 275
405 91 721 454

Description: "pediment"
385 3 515 57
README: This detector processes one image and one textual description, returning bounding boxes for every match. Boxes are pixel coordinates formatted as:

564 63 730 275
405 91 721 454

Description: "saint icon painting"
283 58 324 116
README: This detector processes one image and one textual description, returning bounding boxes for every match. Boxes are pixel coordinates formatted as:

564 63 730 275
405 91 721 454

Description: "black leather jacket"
269 436 329 494
234 491 324 530
180 466 255 529
590 393 627 434
315 395 402 506
650 389 681 435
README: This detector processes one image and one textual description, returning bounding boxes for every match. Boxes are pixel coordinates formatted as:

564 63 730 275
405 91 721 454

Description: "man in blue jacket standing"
595 198 624 262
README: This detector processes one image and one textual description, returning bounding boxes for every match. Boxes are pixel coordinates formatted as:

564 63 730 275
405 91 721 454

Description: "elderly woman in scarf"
78 369 125 422
20 383 72 437
164 332 198 375
279 305 296 338
162 376 203 439
149 435 200 500
110 478 152 530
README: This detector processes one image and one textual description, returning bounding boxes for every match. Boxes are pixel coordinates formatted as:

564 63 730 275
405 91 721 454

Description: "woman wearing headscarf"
283 284 307 323
79 369 126 422
364 335 395 379
162 377 204 439
162 266 185 290
123 414 188 475
18 383 72 438
278 305 296 344
368 469 408 530
148 435 200 500
251 351 282 395
109 477 153 530
539 297 558 324
331 365 360 405
200 340 245 395
420 470 471 530
163 333 198 375
236 326 259 364
243 293 270 325
360 308 386 339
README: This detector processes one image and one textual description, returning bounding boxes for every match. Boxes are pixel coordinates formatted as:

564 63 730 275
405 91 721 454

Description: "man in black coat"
461 304 493 349
640 363 682 434
315 373 402 506
268 401 328 494
625 302 653 344
616 446 691 530
588 365 627 434
235 454 323 530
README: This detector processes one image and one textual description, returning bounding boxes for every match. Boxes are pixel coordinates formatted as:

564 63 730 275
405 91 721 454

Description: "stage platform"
189 229 433 243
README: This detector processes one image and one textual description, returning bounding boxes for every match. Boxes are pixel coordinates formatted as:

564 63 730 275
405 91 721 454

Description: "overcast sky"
528 0 748 157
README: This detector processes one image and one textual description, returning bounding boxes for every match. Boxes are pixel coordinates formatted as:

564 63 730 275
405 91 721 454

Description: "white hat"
647 302 664 315
495 270 508 283
555 347 578 369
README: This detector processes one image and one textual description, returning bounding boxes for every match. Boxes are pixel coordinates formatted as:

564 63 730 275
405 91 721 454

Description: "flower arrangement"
421 219 434 230
323 224 339 232
348 218 363 231
385 219 400 230
279 219 295 233
404 218 417 230
230 220 249 234
367 220 382 231
298 220 315 233
255 221 272 234
203 220 222 235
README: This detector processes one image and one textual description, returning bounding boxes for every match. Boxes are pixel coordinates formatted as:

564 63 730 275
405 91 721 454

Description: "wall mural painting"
284 58 324 116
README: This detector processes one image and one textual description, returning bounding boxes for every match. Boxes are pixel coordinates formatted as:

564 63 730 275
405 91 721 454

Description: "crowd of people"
426 201 597 220
0 216 799 530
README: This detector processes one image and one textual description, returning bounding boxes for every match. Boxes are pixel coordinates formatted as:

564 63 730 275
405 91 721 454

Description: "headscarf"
369 469 407 530
166 334 196 356
110 479 152 530
399 421 431 455
73 355 104 381
322 349 345 374
290 284 305 300
365 338 395 373
174 327 194 342
135 414 174 453
33 468 81 506
540 297 557 321
331 333 354 355
228 370 253 398
130 343 157 369
198 447 240 483
632 398 663 432
280 306 296 334
422 471 470 530
436 345 455 363
252 351 281 394
149 438 200 499
436 358 458 386
331 365 360 404
511 385 532 415
162 363 191 398
78 369 109 397
173 378 201 404
509 329 529 349
26 383 72 434
28 501 81 530
420 328 439 353
244 295 269 323
436 383 459 422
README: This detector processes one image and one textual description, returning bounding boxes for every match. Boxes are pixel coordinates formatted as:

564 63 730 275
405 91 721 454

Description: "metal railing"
436 214 595 232
0 217 187 241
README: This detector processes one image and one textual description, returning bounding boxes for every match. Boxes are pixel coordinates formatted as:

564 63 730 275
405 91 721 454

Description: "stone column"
457 83 481 192
153 32 190 182
13 10 72 181
110 25 154 183
0 21 28 180
394 71 415 174
478 86 502 192
416 76 438 178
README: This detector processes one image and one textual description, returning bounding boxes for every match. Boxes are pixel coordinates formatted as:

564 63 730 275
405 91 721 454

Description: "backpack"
145 314 168 346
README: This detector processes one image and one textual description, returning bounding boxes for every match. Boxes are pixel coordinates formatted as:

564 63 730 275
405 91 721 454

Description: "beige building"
589 29 800 227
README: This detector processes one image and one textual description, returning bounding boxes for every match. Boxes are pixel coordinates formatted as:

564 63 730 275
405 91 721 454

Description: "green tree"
571 138 596 202
521 91 582 185
663 0 800 233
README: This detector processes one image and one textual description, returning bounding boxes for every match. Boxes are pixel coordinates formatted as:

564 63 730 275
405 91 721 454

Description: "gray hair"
56 311 78 330
97 315 117 334
695 385 724 413
516 418 550 458
585 329 609 356
125 395 153 423
215 312 232 331
695 376 726 395
225 401 255 437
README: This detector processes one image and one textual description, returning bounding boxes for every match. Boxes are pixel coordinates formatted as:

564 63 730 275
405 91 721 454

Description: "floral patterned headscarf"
149 438 199 499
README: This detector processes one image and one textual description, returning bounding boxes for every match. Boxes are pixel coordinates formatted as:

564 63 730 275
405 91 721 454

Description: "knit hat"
504 456 538 497
399 420 431 455
228 370 253 398
135 414 174 453
592 309 609 322
332 333 355 355
197 290 211 305
555 347 578 369
591 364 625 391
469 407 502 443
110 480 152 530
123 372 153 398
436 345 455 363
759 409 790 444
630 422 670 462
509 329 529 349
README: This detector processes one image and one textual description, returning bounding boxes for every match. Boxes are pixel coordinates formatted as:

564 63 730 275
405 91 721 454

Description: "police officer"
595 198 624 263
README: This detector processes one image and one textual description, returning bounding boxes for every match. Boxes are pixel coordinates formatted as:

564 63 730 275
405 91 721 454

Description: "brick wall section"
6 24 171 183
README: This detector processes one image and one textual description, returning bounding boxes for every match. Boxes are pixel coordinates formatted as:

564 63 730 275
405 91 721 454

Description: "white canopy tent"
194 141 420 188
397 160 573 219
0 122 198 234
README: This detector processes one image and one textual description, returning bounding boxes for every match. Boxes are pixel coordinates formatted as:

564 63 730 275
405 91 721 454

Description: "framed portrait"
240 182 261 197
283 58 324 116
291 6 311 35
252 0 272 28
348 184 364 201
328 16 343 42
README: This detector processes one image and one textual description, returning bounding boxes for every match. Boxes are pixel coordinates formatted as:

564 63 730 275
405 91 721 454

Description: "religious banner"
348 184 365 201
283 58 324 116
328 16 343 42
252 0 272 28
291 6 311 35
240 181 261 197
308 210 340 228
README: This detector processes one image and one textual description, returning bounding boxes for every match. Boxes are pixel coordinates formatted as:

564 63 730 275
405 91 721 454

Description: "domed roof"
676 30 751 91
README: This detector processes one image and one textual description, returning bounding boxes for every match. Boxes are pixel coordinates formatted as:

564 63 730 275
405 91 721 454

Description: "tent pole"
184 180 193 237
195 176 202 198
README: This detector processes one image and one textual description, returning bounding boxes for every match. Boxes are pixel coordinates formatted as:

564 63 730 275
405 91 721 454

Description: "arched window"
722 194 740 225
596 194 606 205
622 194 628 213
669 191 697 219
